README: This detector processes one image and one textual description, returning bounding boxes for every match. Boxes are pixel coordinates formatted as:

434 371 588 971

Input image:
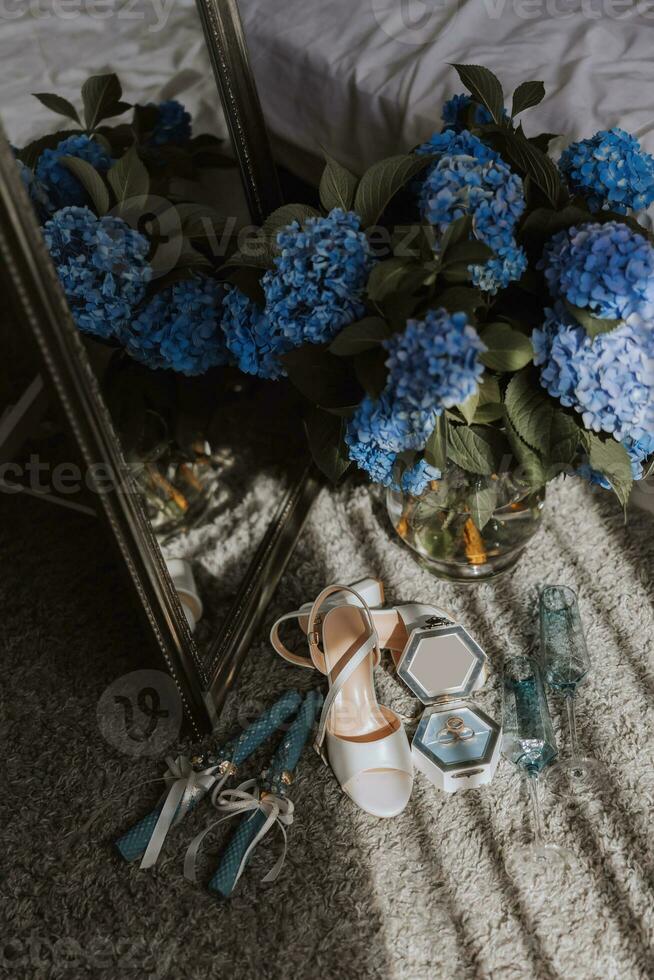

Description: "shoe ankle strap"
307 584 381 674
270 611 316 670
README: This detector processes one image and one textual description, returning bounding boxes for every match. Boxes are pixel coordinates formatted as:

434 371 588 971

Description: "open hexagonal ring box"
396 620 501 793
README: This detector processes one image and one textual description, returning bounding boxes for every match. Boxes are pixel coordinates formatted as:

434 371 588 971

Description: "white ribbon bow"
139 755 228 870
184 779 294 887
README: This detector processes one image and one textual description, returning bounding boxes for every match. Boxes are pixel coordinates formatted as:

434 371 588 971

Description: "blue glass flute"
539 585 602 795
502 654 573 874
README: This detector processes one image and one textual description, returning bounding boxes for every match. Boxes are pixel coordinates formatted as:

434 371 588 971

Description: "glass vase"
386 462 545 582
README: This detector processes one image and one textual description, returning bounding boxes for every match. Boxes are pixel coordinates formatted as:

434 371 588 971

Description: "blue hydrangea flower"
123 276 229 375
415 130 526 294
470 242 528 293
441 94 494 131
35 135 113 209
345 394 442 490
262 208 375 347
350 392 437 458
385 308 486 413
533 302 654 443
440 94 509 133
16 158 53 220
401 458 441 496
345 396 399 487
346 310 485 486
540 221 654 323
625 433 654 480
43 206 151 339
559 128 654 214
220 286 292 380
415 128 498 164
147 100 192 146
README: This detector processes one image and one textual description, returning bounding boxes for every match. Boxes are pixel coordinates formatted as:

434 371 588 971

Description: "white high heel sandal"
272 584 413 818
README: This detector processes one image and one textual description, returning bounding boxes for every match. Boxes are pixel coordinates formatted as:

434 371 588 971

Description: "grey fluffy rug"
2 475 654 980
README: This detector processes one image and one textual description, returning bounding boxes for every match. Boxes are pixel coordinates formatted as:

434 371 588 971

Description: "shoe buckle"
309 614 323 648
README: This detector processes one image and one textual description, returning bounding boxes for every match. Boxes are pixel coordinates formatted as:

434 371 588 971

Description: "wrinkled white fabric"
2 0 653 185
239 0 654 180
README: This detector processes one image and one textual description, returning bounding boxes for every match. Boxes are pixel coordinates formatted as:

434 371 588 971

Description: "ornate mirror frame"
0 1 320 736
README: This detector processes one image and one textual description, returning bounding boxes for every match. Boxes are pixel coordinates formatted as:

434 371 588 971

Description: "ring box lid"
396 622 487 705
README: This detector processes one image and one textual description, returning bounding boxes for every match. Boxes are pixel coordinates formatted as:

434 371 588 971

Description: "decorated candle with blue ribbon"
115 689 302 867
206 688 322 898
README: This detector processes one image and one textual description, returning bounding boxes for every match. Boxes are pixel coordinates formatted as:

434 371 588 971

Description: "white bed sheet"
2 0 653 187
239 0 654 181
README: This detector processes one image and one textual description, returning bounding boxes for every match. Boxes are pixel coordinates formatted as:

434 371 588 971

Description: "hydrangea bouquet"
16 67 654 570
221 64 653 571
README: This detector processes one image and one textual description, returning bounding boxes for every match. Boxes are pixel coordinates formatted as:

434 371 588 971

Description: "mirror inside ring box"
393 620 501 793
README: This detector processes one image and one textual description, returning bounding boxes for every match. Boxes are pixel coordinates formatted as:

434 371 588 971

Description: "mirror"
0 0 321 735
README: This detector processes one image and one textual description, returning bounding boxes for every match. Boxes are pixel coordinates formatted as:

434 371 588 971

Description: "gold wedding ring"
437 715 474 743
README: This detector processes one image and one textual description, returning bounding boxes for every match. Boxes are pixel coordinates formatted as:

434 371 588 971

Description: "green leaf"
505 417 546 487
59 157 110 215
353 153 434 228
586 433 633 508
474 402 504 424
367 257 427 303
447 425 502 475
501 132 563 208
511 80 546 117
424 414 448 470
107 145 150 206
450 63 505 126
519 205 589 258
504 368 581 473
437 286 484 316
473 374 503 423
440 262 476 285
282 345 361 409
32 92 81 125
81 73 126 130
304 408 351 483
441 240 494 267
319 155 359 212
565 302 622 340
263 204 321 242
469 483 498 531
438 215 473 255
529 132 558 153
478 374 501 403
458 389 480 425
329 317 390 356
479 321 534 372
